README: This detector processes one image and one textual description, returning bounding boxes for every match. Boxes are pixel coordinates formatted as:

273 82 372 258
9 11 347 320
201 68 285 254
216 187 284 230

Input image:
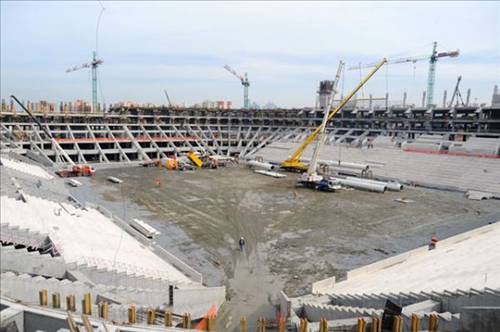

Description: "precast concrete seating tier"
319 222 500 296
327 288 500 313
1 296 193 331
258 141 500 196
0 271 172 308
0 155 54 180
0 245 180 291
0 194 194 285
301 301 460 331
0 223 49 249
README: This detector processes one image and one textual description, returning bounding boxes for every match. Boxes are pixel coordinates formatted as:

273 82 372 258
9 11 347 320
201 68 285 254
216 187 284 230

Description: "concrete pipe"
343 176 403 192
333 177 387 193
244 160 276 171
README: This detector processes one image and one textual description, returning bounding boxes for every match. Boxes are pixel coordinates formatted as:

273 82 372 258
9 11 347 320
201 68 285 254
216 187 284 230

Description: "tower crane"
349 42 459 109
281 58 387 172
66 52 103 112
224 65 250 109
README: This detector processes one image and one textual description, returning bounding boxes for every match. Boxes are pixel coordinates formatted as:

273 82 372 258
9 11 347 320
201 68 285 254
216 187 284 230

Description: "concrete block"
461 306 500 332
0 307 24 331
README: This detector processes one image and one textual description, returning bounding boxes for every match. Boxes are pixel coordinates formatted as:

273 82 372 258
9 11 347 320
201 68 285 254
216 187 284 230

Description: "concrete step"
328 287 500 314
0 244 66 278
0 271 172 308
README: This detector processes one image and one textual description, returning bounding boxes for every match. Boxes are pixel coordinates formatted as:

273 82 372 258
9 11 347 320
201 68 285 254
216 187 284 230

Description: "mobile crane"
297 60 345 191
281 58 387 172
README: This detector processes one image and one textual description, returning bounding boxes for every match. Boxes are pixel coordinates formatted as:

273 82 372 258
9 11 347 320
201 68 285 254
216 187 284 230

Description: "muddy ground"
72 165 500 331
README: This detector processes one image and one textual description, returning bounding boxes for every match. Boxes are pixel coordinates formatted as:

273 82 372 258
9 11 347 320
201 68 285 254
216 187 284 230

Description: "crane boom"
449 75 465 107
281 58 387 171
10 95 75 165
224 65 245 82
164 89 172 107
307 60 345 176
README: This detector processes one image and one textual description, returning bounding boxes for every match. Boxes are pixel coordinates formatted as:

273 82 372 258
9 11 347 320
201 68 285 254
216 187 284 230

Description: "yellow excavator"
280 58 387 172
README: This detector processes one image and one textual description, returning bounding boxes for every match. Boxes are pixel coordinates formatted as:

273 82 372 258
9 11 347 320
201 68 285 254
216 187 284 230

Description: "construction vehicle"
56 165 95 177
10 95 95 177
281 58 388 172
349 42 459 108
297 61 345 191
224 65 250 109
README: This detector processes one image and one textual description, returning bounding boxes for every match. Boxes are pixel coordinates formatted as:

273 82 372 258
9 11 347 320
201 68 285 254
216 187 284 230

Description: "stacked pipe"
330 176 403 193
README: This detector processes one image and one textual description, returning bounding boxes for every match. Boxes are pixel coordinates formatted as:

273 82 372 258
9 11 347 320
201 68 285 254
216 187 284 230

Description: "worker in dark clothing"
239 237 246 252
428 236 438 250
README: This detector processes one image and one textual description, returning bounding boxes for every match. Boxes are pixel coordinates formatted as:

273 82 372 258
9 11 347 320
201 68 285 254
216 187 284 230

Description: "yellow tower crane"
280 58 387 171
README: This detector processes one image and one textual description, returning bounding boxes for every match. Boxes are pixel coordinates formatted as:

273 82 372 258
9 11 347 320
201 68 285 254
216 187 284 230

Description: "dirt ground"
75 165 500 331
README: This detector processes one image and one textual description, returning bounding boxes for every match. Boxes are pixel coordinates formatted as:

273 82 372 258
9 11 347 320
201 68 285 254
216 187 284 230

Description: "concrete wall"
173 286 225 319
460 306 500 332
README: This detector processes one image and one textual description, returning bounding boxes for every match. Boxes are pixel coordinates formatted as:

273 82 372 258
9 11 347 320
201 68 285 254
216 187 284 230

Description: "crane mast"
426 41 438 109
224 65 250 109
66 52 103 112
306 60 345 178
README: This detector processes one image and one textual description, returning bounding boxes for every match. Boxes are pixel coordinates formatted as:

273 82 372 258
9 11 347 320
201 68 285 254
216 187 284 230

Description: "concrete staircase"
0 245 177 296
327 288 500 313
0 223 49 249
302 300 461 331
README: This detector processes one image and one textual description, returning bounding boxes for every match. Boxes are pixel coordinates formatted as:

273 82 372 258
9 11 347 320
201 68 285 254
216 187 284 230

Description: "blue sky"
1 1 499 108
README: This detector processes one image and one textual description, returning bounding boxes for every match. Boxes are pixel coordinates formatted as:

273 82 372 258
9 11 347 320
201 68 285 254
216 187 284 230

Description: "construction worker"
239 237 246 252
429 236 438 250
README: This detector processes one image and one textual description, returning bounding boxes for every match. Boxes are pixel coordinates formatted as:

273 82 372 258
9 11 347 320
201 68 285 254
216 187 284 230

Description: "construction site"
1 1 500 331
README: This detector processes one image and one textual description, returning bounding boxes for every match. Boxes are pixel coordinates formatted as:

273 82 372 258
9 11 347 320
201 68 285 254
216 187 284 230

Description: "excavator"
281 58 387 174
10 95 95 177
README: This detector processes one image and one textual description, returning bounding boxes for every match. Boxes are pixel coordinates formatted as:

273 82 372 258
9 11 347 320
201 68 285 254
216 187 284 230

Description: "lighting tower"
349 42 459 109
224 65 250 109
66 52 103 112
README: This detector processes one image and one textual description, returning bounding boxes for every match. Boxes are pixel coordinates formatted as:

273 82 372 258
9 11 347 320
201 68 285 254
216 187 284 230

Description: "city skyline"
1 1 499 108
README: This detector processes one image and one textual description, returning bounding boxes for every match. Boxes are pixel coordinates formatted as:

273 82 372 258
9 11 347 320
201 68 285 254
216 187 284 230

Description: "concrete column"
164 310 173 327
147 308 156 325
422 91 426 107
240 317 247 332
128 305 137 324
99 302 109 320
66 294 76 312
372 317 381 332
52 292 61 309
182 313 191 328
299 318 308 332
39 289 48 306
443 90 447 107
410 314 420 332
466 89 471 106
319 318 328 332
356 318 366 332
392 315 403 332
82 293 92 315
428 314 439 331
258 317 266 332
403 92 407 107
